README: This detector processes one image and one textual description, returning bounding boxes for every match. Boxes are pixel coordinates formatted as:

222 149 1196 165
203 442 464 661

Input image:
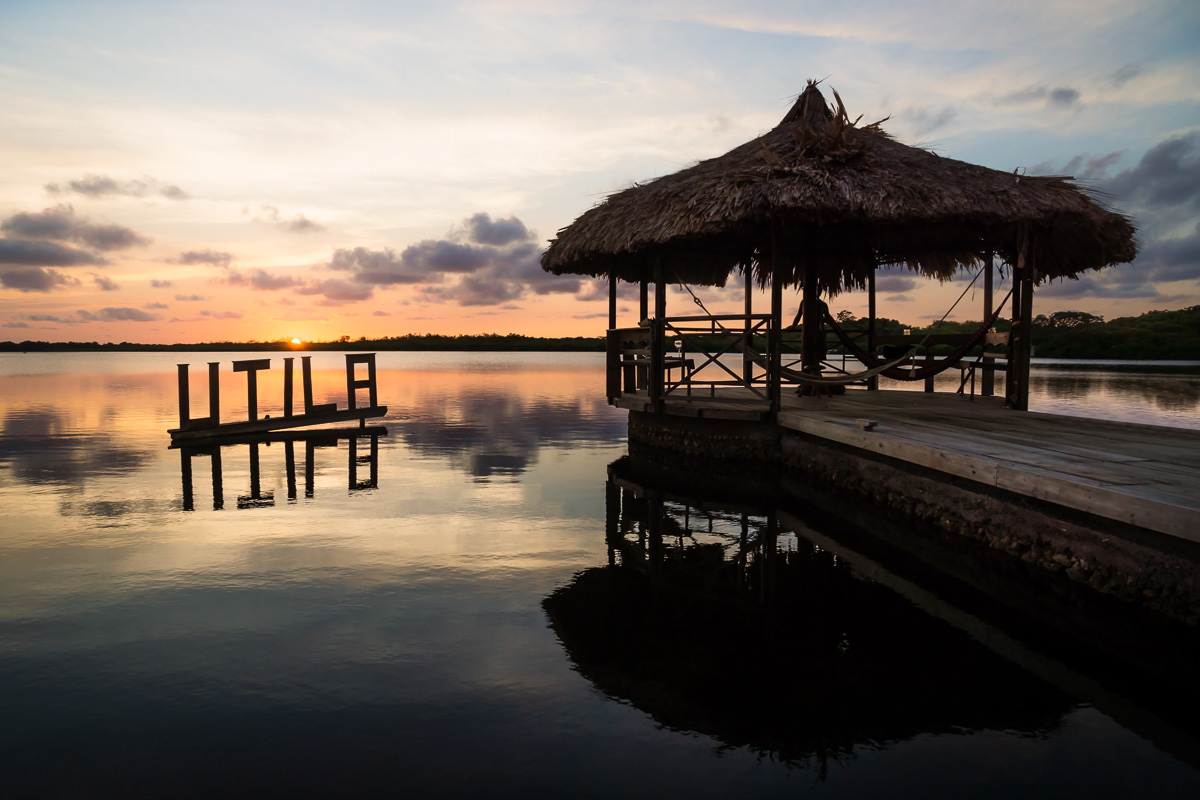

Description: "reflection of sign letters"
178 433 381 511
170 353 386 442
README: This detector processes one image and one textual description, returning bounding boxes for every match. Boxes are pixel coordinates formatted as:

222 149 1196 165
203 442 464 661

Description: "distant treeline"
3 307 1198 359
828 305 1200 360
1029 306 1200 360
0 333 606 353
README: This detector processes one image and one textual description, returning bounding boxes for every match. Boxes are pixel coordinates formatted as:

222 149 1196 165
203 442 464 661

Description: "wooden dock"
614 389 1200 543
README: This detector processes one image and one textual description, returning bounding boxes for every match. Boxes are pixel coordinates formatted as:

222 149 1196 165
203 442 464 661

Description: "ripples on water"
0 352 1197 797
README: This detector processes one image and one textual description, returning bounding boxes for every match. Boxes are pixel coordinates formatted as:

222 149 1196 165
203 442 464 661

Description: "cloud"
1054 151 1124 182
219 268 302 291
875 275 917 293
1109 63 1144 87
91 273 120 291
175 294 205 301
1048 88 1080 109
0 238 108 268
248 203 325 234
45 174 188 200
419 240 578 306
173 249 234 267
0 267 81 292
200 310 243 319
576 279 637 302
327 246 430 285
421 272 526 306
372 310 391 316
145 302 168 309
310 213 572 307
27 313 79 323
151 278 172 288
1 204 150 250
394 241 492 275
3 321 31 329
1037 276 1160 299
1134 225 1200 283
296 278 375 306
277 296 296 306
1105 132 1200 210
903 105 957 136
465 212 531 246
76 307 159 322
999 85 1081 109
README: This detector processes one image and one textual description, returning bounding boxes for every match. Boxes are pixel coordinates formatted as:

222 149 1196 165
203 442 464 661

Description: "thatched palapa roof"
541 82 1138 292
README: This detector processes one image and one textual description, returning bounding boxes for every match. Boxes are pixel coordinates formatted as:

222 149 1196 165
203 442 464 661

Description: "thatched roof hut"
541 82 1137 293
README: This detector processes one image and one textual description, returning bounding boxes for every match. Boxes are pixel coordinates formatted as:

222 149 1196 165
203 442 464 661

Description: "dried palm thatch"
541 81 1138 293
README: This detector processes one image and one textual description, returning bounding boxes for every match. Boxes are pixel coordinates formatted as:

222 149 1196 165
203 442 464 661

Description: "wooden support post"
305 440 315 498
769 240 784 415
744 265 753 386
249 442 262 499
207 362 220 425
639 279 648 322
180 447 193 511
982 253 995 397
608 269 617 330
800 251 820 375
650 261 666 411
232 358 271 421
605 474 620 565
348 437 357 490
1007 235 1035 410
177 364 190 429
606 329 623 399
868 269 878 391
285 440 297 500
344 353 378 410
1007 270 1021 405
1017 244 1035 411
302 356 337 415
369 435 379 488
283 358 294 417
211 447 224 510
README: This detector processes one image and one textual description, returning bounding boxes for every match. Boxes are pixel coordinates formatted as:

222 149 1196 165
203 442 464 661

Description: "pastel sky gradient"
2 0 1198 343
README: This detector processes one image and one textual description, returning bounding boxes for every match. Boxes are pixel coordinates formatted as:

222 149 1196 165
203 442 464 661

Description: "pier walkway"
614 389 1200 543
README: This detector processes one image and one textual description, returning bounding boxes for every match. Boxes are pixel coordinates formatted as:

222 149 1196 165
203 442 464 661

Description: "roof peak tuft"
778 81 832 130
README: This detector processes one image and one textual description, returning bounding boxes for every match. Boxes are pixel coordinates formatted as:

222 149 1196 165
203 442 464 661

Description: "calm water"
1 352 1198 798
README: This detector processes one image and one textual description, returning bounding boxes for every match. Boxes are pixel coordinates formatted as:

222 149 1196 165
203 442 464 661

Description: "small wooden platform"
168 406 387 442
614 389 1200 543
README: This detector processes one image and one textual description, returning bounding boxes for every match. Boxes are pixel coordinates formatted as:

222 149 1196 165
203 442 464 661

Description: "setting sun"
291 338 302 344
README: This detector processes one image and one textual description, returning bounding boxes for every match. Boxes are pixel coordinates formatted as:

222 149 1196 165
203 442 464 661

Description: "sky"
1 0 1198 344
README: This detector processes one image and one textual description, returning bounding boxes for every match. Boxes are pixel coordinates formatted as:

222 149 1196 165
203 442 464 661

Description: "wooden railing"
607 313 781 413
607 318 1011 412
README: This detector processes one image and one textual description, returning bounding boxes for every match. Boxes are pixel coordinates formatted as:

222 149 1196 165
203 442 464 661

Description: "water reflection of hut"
545 464 1071 768
542 82 1136 411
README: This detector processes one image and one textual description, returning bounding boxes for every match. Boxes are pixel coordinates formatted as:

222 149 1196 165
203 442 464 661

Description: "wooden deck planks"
777 390 1200 541
616 387 1200 542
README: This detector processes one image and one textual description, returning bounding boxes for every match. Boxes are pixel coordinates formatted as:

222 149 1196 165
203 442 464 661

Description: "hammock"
825 289 1013 382
734 336 917 386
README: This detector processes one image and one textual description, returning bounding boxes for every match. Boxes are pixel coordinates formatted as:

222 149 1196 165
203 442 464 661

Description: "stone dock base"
628 410 1200 626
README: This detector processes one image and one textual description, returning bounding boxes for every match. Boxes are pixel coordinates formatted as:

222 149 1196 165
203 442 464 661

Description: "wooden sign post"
170 353 386 443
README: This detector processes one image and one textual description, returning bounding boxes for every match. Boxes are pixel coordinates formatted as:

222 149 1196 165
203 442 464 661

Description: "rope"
672 268 713 315
826 288 1014 381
